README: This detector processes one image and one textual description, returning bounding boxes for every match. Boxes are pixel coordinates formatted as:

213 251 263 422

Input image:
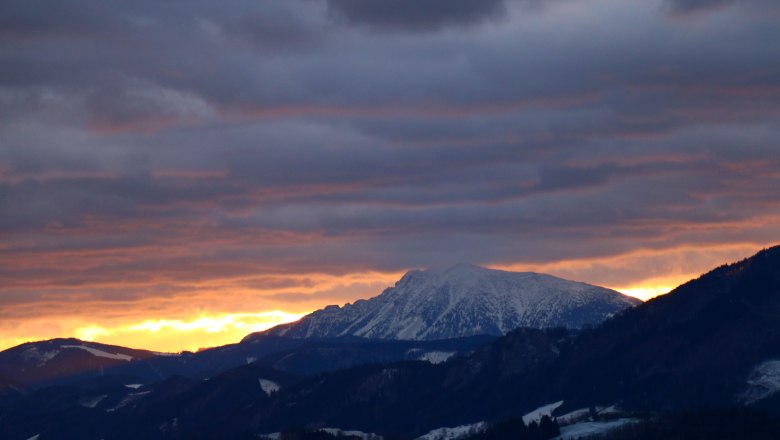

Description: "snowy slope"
555 419 638 440
522 400 564 424
416 422 486 440
258 264 639 341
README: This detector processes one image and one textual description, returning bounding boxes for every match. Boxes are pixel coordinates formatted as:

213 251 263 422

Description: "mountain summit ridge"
255 264 640 341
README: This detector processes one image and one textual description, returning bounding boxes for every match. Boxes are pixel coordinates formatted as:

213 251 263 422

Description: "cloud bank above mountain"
1 0 778 350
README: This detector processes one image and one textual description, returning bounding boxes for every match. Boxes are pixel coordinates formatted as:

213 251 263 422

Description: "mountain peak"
396 264 492 287
416 263 506 276
437 263 500 280
402 264 539 286
260 266 640 341
440 262 490 273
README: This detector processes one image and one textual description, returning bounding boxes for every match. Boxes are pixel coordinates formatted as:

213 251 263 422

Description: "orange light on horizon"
0 311 308 353
614 286 673 301
490 243 768 302
76 311 308 353
0 269 405 353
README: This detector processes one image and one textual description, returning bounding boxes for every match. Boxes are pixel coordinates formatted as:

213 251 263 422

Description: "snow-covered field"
555 408 591 425
321 428 383 440
260 428 382 440
554 418 638 439
554 404 621 425
415 422 486 440
522 400 564 424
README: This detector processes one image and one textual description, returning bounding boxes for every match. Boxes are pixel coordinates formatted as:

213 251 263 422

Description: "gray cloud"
326 0 506 32
664 0 780 15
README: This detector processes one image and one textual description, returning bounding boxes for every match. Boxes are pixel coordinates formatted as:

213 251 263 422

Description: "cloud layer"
1 0 779 349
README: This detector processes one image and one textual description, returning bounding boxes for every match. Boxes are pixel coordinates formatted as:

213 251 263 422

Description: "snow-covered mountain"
256 264 640 341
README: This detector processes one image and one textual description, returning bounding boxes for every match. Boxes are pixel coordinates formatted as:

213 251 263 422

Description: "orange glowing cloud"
74 311 306 353
492 242 769 301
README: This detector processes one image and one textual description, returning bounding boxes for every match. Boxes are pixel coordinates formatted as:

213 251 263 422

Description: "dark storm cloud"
0 1 124 39
326 0 507 32
0 0 318 43
0 0 779 322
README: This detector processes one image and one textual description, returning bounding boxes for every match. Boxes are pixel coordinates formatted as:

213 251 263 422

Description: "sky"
1 0 779 352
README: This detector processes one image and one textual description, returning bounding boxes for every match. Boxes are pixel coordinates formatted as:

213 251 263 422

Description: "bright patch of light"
75 325 111 341
71 311 305 352
615 286 672 301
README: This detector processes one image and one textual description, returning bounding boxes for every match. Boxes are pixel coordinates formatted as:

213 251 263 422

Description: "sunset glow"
73 312 306 353
0 243 765 351
0 241 776 351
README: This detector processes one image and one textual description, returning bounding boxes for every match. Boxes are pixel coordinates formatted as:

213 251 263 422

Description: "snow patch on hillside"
556 408 591 425
258 378 280 395
62 345 133 361
522 400 563 424
553 404 622 427
261 428 382 440
321 428 383 440
418 351 456 364
740 360 780 404
107 391 151 412
597 404 621 416
81 394 107 408
159 417 180 432
554 418 638 439
21 346 60 367
416 422 487 440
